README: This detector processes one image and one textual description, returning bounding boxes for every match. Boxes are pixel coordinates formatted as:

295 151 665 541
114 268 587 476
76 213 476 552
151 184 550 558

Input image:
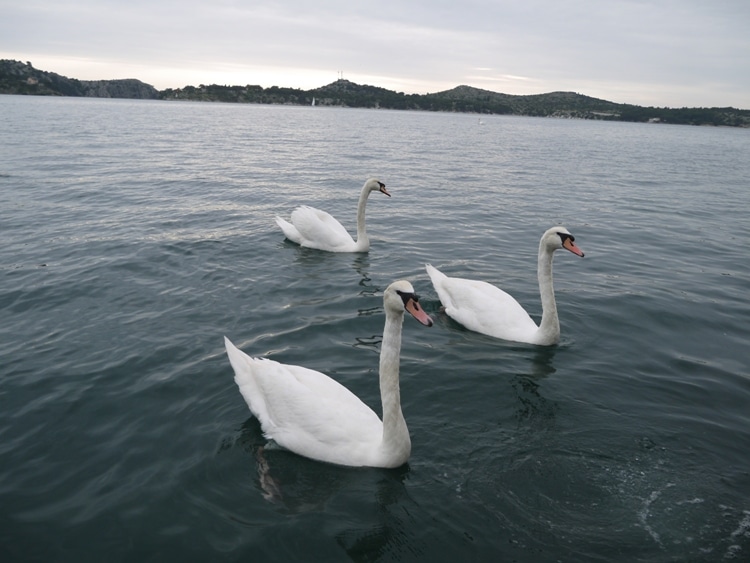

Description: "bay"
1 95 749 562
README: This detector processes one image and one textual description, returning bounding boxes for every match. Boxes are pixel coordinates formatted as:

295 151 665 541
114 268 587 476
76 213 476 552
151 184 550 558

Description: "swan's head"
385 280 433 326
365 178 391 197
543 226 585 257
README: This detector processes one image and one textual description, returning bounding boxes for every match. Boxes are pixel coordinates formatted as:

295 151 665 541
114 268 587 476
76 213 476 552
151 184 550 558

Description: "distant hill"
2 59 748 127
0 59 158 99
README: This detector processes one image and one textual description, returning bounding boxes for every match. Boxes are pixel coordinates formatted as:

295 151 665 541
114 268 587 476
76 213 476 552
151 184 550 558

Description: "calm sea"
1 95 749 562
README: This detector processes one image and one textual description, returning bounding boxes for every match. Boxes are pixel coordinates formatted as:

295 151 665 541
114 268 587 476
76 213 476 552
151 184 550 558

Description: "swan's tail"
425 263 447 284
224 336 273 430
275 215 290 232
224 336 259 390
275 216 301 244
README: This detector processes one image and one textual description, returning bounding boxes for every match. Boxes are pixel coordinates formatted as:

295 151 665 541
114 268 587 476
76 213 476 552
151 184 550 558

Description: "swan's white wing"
224 337 383 466
288 206 355 251
426 265 538 343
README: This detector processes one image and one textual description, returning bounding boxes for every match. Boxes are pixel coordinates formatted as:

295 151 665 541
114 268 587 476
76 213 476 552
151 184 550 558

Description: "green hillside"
2 59 748 127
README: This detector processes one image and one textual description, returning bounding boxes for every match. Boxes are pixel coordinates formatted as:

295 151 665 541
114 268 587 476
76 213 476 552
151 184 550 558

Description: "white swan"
275 178 390 252
426 226 584 346
224 280 433 468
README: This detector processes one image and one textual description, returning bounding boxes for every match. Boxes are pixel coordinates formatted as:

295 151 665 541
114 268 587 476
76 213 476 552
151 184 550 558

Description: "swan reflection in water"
285 241 375 295
247 436 422 560
248 435 409 509
511 345 559 430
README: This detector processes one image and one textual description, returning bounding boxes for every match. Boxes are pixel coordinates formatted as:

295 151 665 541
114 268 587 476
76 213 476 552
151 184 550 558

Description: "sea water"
1 95 749 561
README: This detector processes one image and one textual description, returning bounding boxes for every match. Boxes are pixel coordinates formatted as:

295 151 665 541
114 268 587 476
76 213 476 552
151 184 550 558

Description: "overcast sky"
2 0 749 108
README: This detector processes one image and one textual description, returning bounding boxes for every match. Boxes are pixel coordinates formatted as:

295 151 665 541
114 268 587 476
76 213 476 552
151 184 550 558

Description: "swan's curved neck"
354 187 370 247
536 244 560 344
379 310 410 460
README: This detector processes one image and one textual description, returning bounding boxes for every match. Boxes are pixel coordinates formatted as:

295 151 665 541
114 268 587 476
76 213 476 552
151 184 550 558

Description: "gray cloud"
2 0 748 107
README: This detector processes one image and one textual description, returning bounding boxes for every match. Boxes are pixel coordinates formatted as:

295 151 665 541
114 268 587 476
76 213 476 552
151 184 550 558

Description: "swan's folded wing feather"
224 338 382 464
437 276 538 340
290 206 355 250
251 362 383 464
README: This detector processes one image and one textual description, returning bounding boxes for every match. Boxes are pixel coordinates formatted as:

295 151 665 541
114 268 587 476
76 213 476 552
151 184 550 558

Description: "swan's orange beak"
563 238 585 257
405 297 433 327
379 185 391 197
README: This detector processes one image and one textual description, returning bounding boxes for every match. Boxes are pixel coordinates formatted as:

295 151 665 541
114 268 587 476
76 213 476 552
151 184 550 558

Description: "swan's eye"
396 290 419 306
559 232 574 243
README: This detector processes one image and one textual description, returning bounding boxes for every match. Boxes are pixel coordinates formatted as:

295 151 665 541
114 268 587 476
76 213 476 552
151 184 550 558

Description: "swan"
275 178 390 252
224 280 433 468
425 226 584 346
